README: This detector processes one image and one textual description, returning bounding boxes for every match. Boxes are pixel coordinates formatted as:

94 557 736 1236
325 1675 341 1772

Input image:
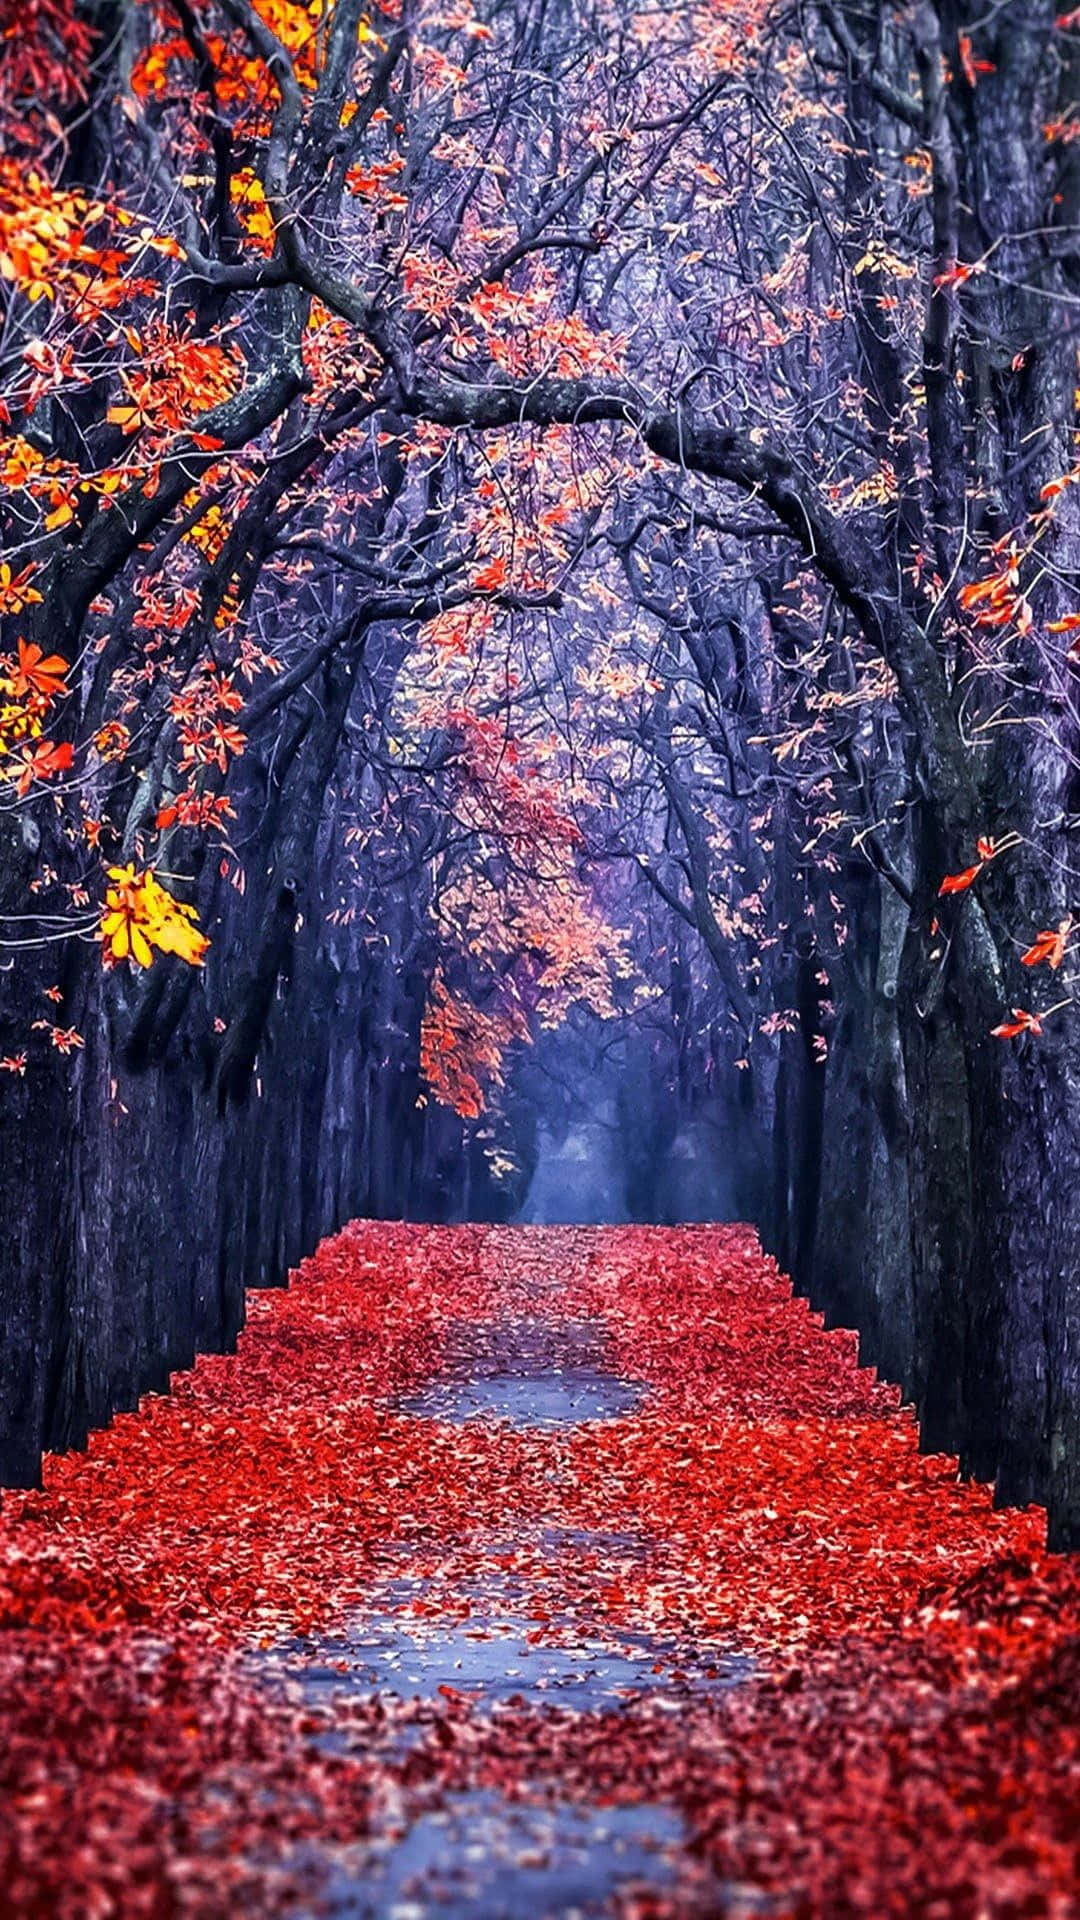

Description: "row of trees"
1 0 1078 1543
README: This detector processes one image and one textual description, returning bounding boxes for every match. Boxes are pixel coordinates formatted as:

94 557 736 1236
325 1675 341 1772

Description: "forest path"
1 1223 1078 1918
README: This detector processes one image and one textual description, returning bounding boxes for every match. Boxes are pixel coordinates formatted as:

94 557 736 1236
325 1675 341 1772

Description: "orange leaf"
13 639 69 701
1021 920 1071 970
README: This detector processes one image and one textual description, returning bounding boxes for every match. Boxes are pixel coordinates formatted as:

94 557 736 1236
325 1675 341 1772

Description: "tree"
2 0 1078 1545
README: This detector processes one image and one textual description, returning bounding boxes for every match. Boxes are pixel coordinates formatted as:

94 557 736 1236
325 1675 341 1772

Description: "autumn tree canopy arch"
2 0 1080 1546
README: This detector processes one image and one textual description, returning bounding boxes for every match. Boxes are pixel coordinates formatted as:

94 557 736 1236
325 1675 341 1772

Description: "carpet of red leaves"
1 1222 1078 1918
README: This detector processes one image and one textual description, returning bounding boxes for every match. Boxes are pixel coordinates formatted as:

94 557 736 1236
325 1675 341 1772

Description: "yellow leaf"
100 865 209 970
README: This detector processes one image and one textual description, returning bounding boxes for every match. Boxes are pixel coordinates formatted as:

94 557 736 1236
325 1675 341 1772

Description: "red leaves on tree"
938 863 982 895
956 33 995 88
992 1007 1044 1039
472 554 510 592
419 969 527 1116
957 548 1036 634
938 836 1006 895
13 736 73 794
0 0 94 125
1022 920 1071 969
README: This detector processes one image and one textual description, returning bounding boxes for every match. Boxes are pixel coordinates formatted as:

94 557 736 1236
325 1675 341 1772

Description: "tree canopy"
2 0 1079 1544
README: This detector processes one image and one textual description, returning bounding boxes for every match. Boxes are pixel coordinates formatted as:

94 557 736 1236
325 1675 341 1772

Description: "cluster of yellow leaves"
100 865 209 969
0 167 110 303
831 463 898 513
230 169 275 254
852 238 916 281
0 562 43 617
255 0 328 75
132 0 333 122
0 164 172 314
183 498 232 565
0 431 133 532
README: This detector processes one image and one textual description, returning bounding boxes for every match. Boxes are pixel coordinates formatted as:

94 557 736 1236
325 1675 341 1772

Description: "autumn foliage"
2 0 1078 1084
2 0 1080 1611
100 863 209 968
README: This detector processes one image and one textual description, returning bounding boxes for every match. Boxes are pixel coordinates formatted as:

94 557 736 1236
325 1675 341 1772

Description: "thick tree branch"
402 372 982 849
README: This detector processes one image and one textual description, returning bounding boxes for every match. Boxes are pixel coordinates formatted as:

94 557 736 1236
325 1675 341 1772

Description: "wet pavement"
301 1794 689 1919
254 1310 748 1917
393 1318 645 1429
396 1369 643 1428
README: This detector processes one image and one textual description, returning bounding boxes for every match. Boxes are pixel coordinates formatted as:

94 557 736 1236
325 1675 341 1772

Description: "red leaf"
473 556 509 593
1021 921 1071 970
15 738 74 794
991 1007 1043 1039
938 864 982 895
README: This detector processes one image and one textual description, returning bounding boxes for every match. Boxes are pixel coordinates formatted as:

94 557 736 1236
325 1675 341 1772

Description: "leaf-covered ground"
1 1223 1077 1917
